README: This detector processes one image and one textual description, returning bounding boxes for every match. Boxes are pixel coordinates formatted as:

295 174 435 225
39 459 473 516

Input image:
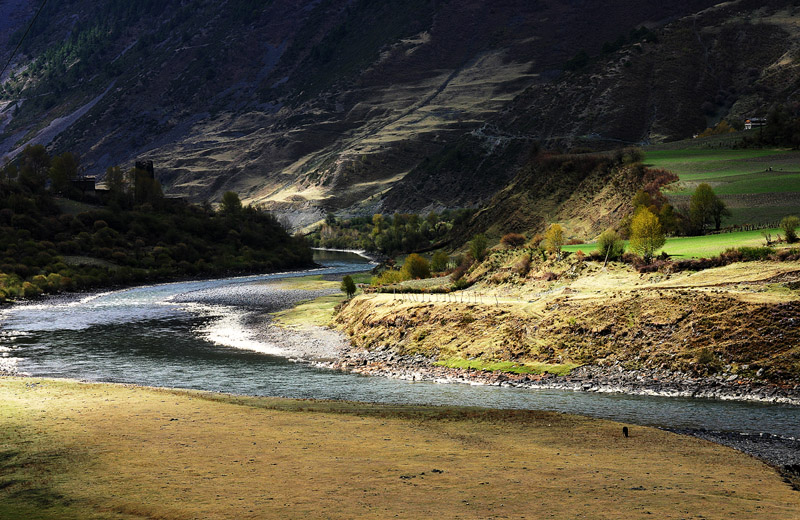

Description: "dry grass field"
1 378 798 519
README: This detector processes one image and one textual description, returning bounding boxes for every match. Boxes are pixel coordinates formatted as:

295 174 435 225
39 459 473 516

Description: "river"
1 251 798 446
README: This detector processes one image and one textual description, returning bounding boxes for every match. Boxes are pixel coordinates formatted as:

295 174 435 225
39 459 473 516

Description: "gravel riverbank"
325 345 800 405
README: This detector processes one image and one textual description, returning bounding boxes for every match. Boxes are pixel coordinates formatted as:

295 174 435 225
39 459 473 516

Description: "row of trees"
311 209 475 256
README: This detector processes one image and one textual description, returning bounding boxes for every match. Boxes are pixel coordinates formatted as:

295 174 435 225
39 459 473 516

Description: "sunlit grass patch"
434 357 578 376
644 148 798 181
271 294 345 328
563 228 782 259
267 274 339 291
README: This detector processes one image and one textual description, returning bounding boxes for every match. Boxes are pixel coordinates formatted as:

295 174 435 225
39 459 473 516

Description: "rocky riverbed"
324 344 800 405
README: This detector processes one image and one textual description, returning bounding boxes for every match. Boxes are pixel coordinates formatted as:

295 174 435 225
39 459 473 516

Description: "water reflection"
1 252 797 439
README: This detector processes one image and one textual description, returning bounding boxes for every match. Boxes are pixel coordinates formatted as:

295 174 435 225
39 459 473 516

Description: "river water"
1 251 798 441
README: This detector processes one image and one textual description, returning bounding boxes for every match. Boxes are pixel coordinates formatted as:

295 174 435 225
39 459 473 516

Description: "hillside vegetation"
335 249 800 386
0 148 311 302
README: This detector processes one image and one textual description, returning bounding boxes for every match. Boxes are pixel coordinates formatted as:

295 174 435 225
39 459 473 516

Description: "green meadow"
564 228 782 259
643 148 800 226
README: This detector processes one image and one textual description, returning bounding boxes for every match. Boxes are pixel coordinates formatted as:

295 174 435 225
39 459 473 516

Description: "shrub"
500 233 526 248
736 246 775 261
469 234 488 262
430 250 449 273
452 278 471 290
781 215 799 244
401 253 430 279
696 347 715 365
596 228 625 261
21 281 42 298
371 269 406 286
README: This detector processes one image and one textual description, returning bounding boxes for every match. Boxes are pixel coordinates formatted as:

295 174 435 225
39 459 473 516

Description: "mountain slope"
0 0 796 225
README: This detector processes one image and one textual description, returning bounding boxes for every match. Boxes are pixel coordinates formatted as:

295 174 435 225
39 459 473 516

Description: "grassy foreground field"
563 228 782 259
1 378 798 519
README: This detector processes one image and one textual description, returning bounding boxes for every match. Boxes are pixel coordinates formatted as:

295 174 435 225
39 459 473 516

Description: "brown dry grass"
336 260 800 380
1 378 798 519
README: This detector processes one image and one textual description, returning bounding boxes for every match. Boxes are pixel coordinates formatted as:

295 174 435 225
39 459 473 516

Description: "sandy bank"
1 377 797 519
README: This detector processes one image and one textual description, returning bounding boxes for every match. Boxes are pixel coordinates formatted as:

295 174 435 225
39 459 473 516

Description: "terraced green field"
644 148 800 226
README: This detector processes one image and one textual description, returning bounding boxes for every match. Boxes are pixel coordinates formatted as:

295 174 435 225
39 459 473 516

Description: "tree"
689 183 729 234
544 224 564 258
401 253 430 279
49 152 79 194
341 275 356 298
469 234 488 262
1 159 18 183
19 144 51 192
597 228 625 261
658 203 678 236
430 250 449 273
220 191 242 214
781 215 800 244
130 165 163 206
629 209 665 262
631 189 654 212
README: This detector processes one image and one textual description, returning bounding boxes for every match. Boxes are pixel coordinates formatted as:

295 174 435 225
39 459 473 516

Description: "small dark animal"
622 426 629 438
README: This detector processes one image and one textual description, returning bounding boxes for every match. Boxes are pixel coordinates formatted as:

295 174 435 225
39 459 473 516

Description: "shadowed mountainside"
1 0 797 226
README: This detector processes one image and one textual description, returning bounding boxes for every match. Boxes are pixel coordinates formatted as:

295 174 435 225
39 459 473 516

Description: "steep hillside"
447 152 676 242
0 0 796 224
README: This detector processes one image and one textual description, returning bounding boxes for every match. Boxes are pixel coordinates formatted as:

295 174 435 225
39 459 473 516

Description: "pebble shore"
323 344 800 405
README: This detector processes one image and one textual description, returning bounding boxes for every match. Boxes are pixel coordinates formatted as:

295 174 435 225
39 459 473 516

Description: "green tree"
49 152 79 194
341 275 356 298
544 224 564 258
658 203 678 236
781 215 800 243
597 228 625 261
220 191 242 214
19 144 51 191
132 167 163 206
105 165 131 207
430 250 449 273
1 159 18 183
401 253 430 279
469 234 488 262
629 209 665 262
690 183 729 234
631 190 654 212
